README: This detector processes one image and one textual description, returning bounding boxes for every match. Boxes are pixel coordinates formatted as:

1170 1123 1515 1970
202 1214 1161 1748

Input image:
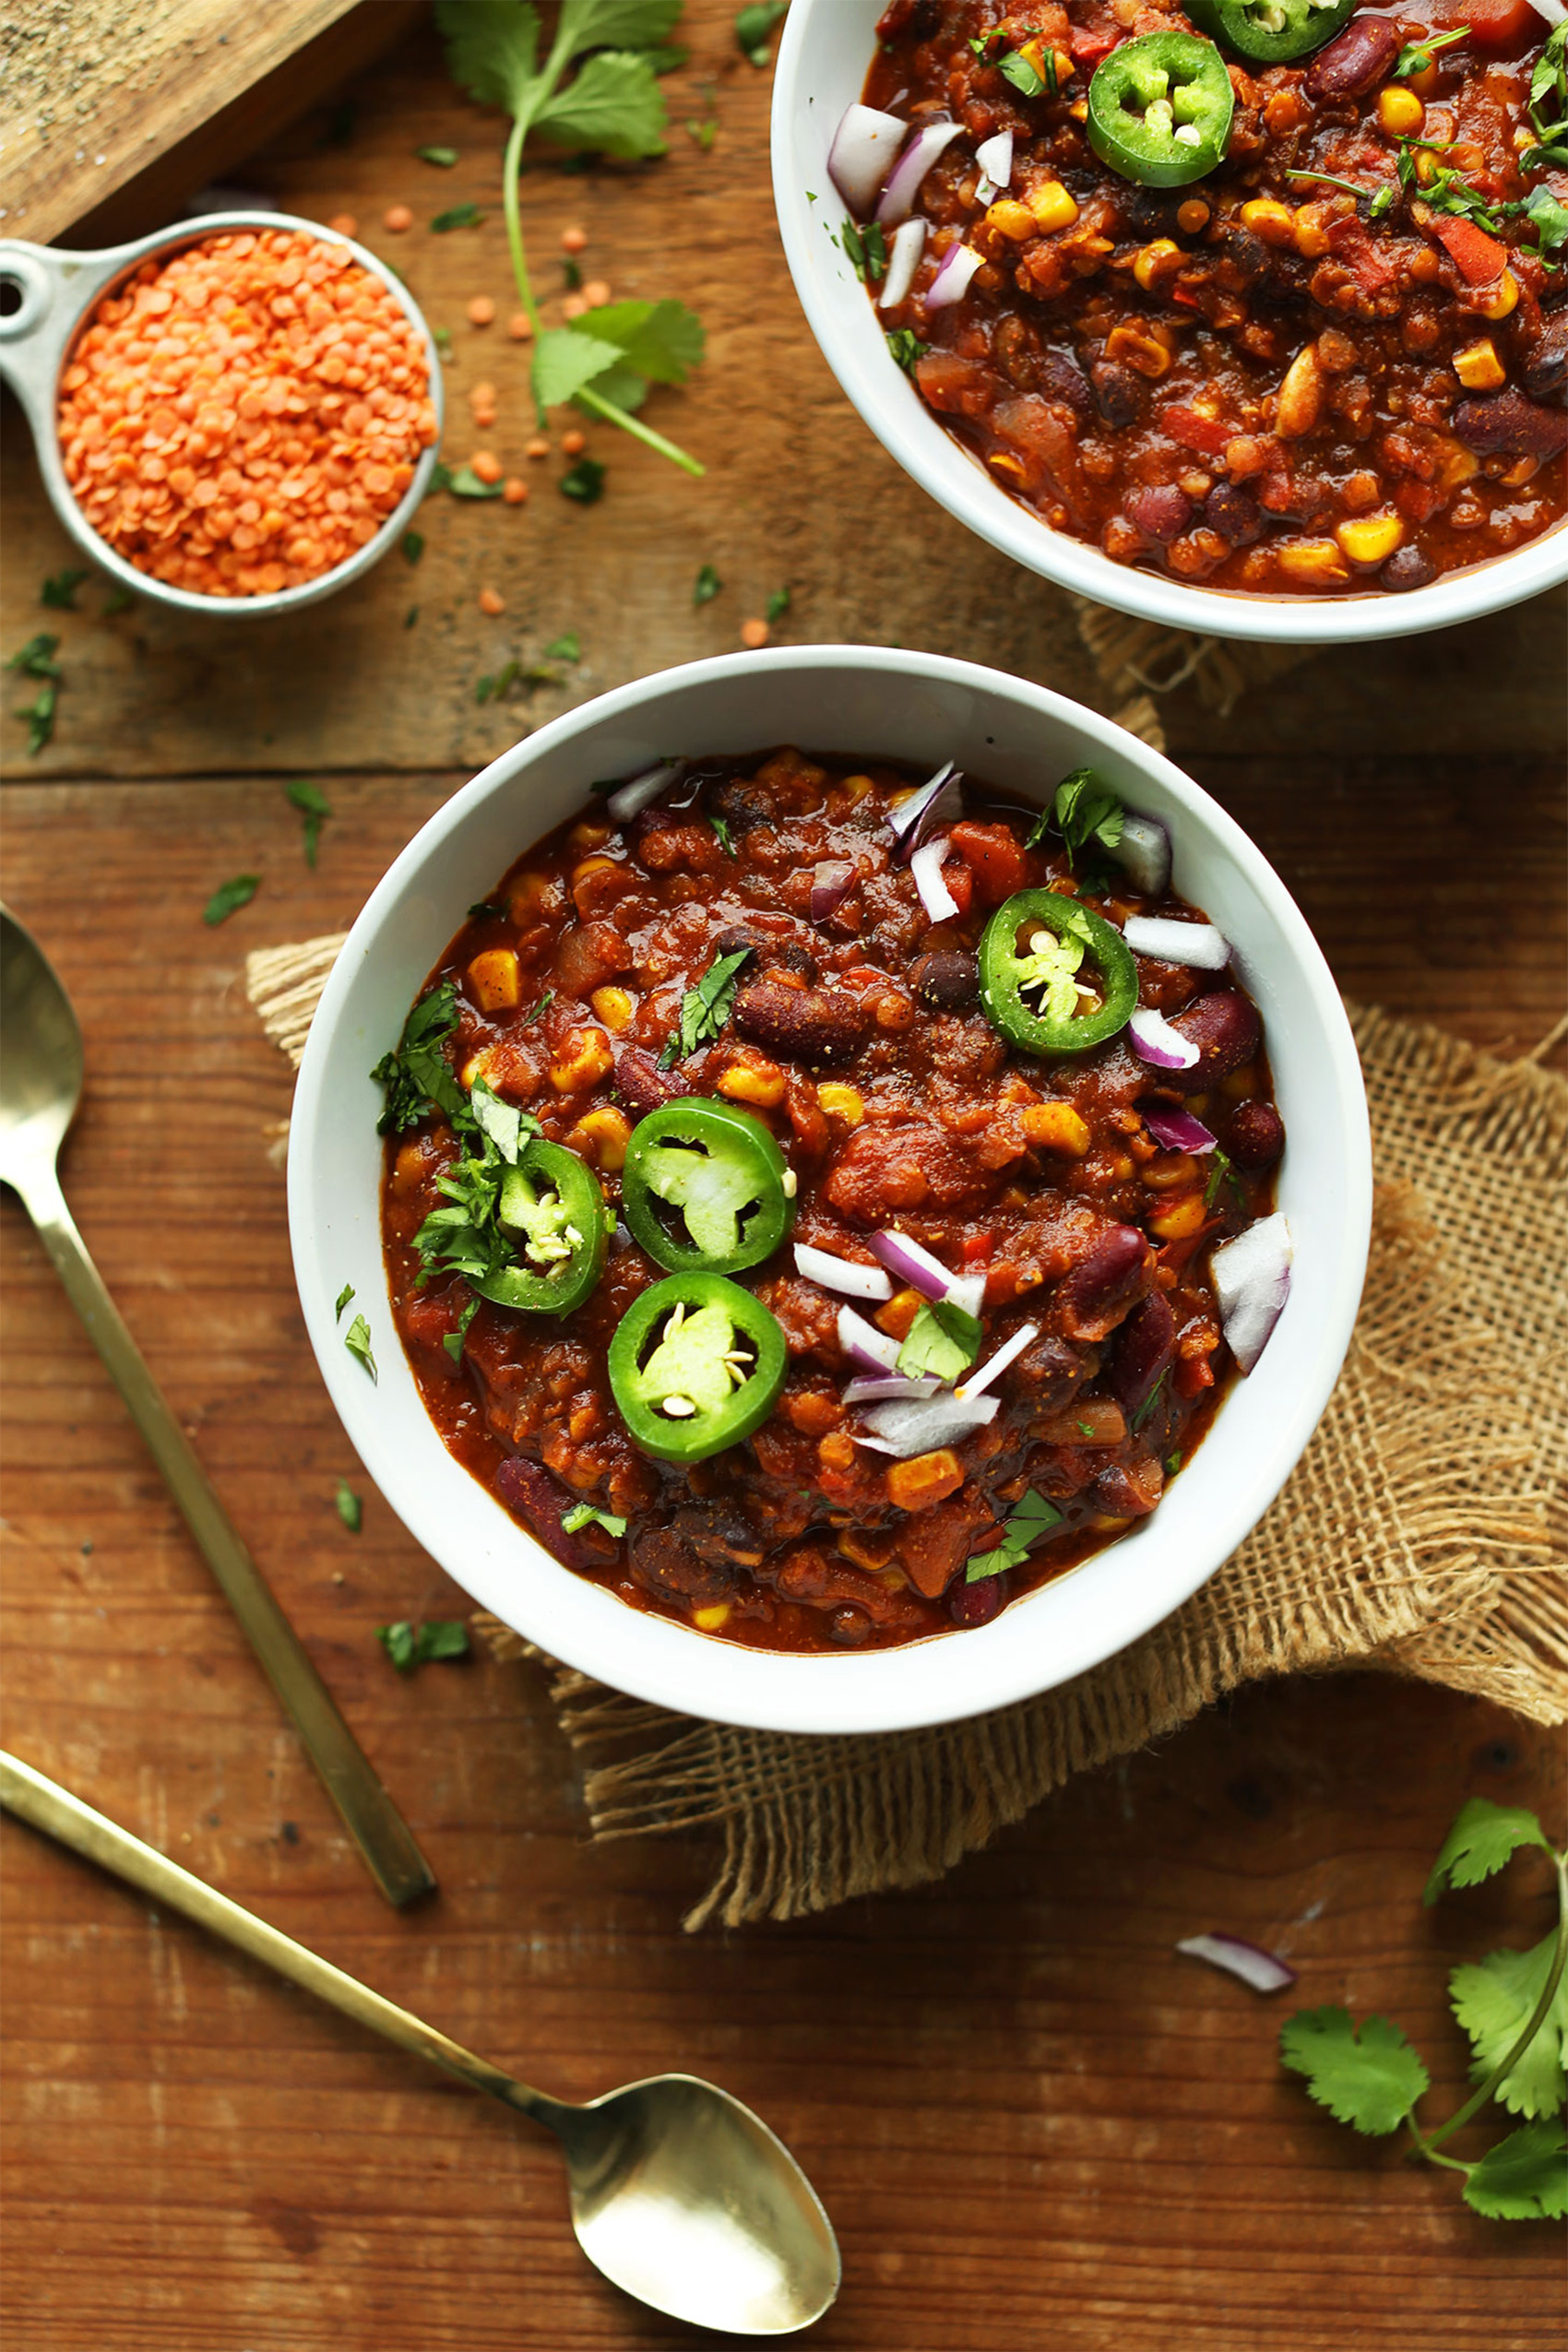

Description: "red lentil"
503 477 529 504
383 204 414 233
469 449 503 483
468 295 496 326
561 225 588 254
559 427 588 457
479 586 505 615
741 617 770 648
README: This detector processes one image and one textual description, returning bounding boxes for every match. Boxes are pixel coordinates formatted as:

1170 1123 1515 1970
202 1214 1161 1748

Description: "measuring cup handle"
0 240 113 434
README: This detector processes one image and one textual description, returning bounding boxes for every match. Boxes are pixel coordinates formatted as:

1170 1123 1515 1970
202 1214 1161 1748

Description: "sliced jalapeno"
609 1273 788 1464
1087 32 1235 187
621 1098 795 1277
474 1138 607 1315
979 890 1138 1057
1185 0 1355 65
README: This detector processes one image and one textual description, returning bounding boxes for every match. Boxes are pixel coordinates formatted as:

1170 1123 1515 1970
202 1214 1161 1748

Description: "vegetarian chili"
379 747 1288 1655
855 1 1567 595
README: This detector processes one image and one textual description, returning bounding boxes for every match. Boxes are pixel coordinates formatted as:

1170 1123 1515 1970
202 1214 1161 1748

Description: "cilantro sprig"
1279 1798 1568 2222
966 1488 1063 1583
371 981 469 1134
1523 22 1568 174
1028 768 1124 873
1394 22 1468 79
435 0 706 478
659 944 750 1066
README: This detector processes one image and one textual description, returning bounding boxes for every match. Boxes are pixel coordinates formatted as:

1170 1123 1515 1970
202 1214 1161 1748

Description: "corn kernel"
1452 336 1506 392
1142 1150 1200 1192
874 1287 924 1341
566 1104 632 1170
570 853 618 891
1377 85 1424 137
549 1025 613 1093
1275 538 1351 588
1413 148 1441 188
1020 1101 1091 1157
692 1603 731 1633
840 773 875 804
1104 318 1176 379
1148 1191 1209 1241
885 1449 965 1511
1432 434 1479 492
1177 198 1210 234
1133 237 1180 291
459 1046 497 1090
1293 201 1335 259
1027 179 1080 233
988 451 1029 485
1336 513 1405 566
1240 197 1297 248
508 871 557 919
1479 268 1519 322
468 947 521 1012
817 1082 864 1125
985 196 1039 242
589 985 636 1032
567 820 613 853
718 1056 787 1110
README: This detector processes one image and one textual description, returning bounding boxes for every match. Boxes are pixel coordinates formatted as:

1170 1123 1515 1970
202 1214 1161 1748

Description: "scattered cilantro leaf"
562 457 607 503
370 981 468 1134
286 778 332 868
432 328 455 362
1520 181 1568 257
1394 22 1469 77
1278 2008 1429 2136
417 143 460 166
376 1618 470 1671
8 634 62 678
766 585 790 623
535 50 669 158
1040 768 1124 870
401 528 424 565
447 463 504 498
1426 1800 1552 1903
897 1298 982 1383
686 114 717 149
543 632 581 661
344 1313 377 1382
999 46 1049 99
523 990 553 1024
405 604 421 629
335 1282 355 1321
335 1478 362 1533
443 1294 481 1365
41 567 89 611
736 2 788 65
967 1488 1062 1581
885 327 928 373
202 874 259 925
433 201 485 231
564 256 584 292
709 814 737 858
562 1501 628 1538
1129 1370 1168 1433
1451 1932 1568 2119
572 297 706 385
843 219 889 282
1463 2120 1568 2221
12 683 56 756
1522 23 1568 171
695 562 723 605
676 945 750 1057
1204 1146 1245 1213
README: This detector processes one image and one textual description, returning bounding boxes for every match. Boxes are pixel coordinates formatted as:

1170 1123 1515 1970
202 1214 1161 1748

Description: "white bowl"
770 1 1568 647
289 648 1371 1736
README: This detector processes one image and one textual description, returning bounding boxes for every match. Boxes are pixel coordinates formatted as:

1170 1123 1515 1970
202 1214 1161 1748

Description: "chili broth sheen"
864 0 1567 597
380 750 1283 1656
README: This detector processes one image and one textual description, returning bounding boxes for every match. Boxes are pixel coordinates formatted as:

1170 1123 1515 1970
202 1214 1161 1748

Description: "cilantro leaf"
999 47 1049 98
562 1500 628 1537
766 585 790 623
469 1074 526 1163
1204 1146 1245 1213
561 0 683 45
562 457 607 503
967 1488 1062 1581
677 946 750 1056
377 1619 417 1671
432 201 486 232
335 1478 362 1533
1451 1932 1568 2119
736 3 788 65
447 463 504 498
370 981 467 1134
534 326 627 408
376 1618 470 1672
1520 182 1568 257
709 814 737 858
885 327 927 373
1424 1799 1551 1903
1394 23 1469 77
434 0 540 110
334 1282 356 1321
695 562 723 605
344 1313 377 1382
401 529 424 565
41 567 89 611
523 990 553 1023
1046 768 1124 869
897 1298 982 1383
13 683 56 755
202 874 259 925
1462 2119 1568 2221
286 778 331 868
7 633 61 678
443 1295 481 1364
573 297 705 384
1278 2007 1429 2135
417 144 460 166
543 632 580 660
842 219 888 282
534 50 668 158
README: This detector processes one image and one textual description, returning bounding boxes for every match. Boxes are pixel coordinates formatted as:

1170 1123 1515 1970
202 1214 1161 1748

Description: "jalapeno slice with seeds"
1087 32 1235 187
1185 0 1356 66
475 1138 607 1315
609 1273 788 1463
621 1098 795 1277
979 890 1138 1057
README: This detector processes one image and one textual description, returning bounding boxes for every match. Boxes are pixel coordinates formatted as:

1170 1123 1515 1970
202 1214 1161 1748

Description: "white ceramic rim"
289 646 1372 1737
769 0 1568 647
0 211 444 619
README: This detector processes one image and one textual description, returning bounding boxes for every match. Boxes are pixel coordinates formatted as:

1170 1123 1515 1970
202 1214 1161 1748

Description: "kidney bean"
734 978 869 1063
908 948 979 1009
1520 315 1568 403
1091 361 1142 431
1091 1457 1165 1518
1204 481 1263 546
1381 545 1436 592
1125 483 1193 543
1226 1099 1286 1170
614 1044 693 1117
1166 991 1262 1093
1453 391 1568 460
950 1572 1005 1627
1014 1333 1089 1408
1059 1223 1149 1342
494 1455 618 1570
1108 1289 1177 1415
1038 348 1094 416
1306 16 1398 97
632 1522 739 1604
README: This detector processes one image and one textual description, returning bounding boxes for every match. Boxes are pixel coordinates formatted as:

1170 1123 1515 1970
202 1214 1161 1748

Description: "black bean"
1038 348 1094 415
1226 1099 1286 1170
908 948 979 1008
1220 225 1273 290
1091 360 1142 432
1380 545 1436 593
707 778 772 837
671 1503 766 1569
1204 481 1263 546
631 1523 739 1604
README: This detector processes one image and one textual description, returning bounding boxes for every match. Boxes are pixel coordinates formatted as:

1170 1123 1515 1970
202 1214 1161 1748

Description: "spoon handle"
19 1168 435 1913
0 1751 553 2121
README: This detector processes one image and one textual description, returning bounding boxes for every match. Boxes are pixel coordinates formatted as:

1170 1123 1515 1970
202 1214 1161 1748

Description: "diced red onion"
1211 1212 1292 1375
837 1303 902 1375
794 1241 893 1301
1110 812 1171 897
1526 0 1566 23
876 121 964 225
955 1321 1038 1401
1176 1933 1298 1995
924 241 983 311
944 1271 987 1319
1123 914 1230 970
827 102 909 216
887 757 959 843
1143 1106 1216 1155
809 859 857 921
1129 1005 1201 1072
606 760 685 822
871 1229 956 1301
842 1374 942 1405
877 217 927 311
910 834 959 924
973 129 1013 190
854 1393 1000 1457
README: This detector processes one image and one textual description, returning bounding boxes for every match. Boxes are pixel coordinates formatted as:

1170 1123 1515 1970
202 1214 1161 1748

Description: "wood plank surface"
3 5 1565 2347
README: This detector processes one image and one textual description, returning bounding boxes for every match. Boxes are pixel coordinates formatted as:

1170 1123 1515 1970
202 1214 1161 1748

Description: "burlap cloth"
247 615 1566 1932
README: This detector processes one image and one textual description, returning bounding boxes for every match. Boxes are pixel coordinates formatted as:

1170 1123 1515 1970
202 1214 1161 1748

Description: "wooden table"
3 9 1564 2346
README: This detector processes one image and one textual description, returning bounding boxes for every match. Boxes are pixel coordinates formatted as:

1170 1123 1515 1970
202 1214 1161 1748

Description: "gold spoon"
1 1751 841 2335
0 904 434 1908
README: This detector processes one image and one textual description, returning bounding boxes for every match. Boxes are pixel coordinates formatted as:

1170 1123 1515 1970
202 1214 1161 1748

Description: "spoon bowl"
0 907 83 1173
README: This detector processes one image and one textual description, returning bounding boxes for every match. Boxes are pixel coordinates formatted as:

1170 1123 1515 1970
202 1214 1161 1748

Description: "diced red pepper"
1458 0 1536 49
1430 214 1507 286
1175 1353 1216 1398
1069 24 1118 63
948 820 1028 906
1160 404 1233 458
960 1229 994 1265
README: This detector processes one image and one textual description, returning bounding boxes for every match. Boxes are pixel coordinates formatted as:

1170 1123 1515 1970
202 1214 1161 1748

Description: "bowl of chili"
290 647 1370 1736
771 0 1568 640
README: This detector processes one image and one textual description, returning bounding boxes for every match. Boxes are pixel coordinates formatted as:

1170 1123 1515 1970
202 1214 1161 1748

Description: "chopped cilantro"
967 1489 1063 1582
522 990 553 1024
334 1282 356 1321
885 327 928 374
102 583 136 615
344 1313 377 1381
447 463 504 498
1394 23 1469 78
432 201 484 231
709 814 737 858
401 528 425 564
766 585 790 623
405 604 421 629
686 115 718 150
1027 768 1124 872
41 567 89 611
543 631 581 661
202 874 259 925
335 1478 362 1533
561 457 607 504
417 143 460 166
671 945 750 1060
370 980 467 1134
999 47 1050 99
897 1298 982 1383
562 1501 628 1538
563 255 584 291
286 778 331 868
1204 1146 1245 1212
433 327 455 362
443 1294 481 1365
376 1619 469 1671
694 562 723 605
736 3 788 66
843 219 889 282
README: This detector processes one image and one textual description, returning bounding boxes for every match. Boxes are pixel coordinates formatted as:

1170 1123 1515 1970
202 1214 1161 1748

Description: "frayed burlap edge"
1070 597 1312 721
